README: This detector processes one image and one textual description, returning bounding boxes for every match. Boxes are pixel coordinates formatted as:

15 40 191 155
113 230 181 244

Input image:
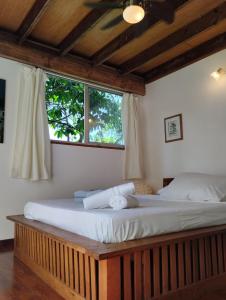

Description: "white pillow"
158 173 226 202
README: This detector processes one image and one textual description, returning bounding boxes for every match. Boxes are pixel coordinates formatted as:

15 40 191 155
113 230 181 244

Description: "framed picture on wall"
0 79 6 143
164 113 183 143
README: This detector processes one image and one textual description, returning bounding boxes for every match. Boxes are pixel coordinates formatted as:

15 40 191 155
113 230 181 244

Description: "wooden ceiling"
0 0 226 95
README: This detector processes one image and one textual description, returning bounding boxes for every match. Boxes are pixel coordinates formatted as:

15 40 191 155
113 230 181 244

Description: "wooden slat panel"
42 234 46 269
34 231 38 264
56 241 61 280
60 243 65 282
123 254 132 300
223 234 226 272
211 236 218 276
162 245 169 294
99 257 121 300
79 253 85 297
24 227 28 255
192 239 199 283
74 251 79 294
134 251 142 300
49 238 53 275
178 242 185 288
40 233 44 268
205 237 212 278
217 234 224 274
185 240 192 285
153 247 160 297
85 255 91 300
45 235 50 272
52 240 57 277
170 243 177 290
143 250 151 300
38 233 42 266
90 257 97 300
199 238 206 281
68 248 74 290
65 246 70 287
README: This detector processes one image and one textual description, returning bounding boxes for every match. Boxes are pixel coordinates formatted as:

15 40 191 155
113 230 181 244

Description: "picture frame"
164 113 183 143
0 79 6 144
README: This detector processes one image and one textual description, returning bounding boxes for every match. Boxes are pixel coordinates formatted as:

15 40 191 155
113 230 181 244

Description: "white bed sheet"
24 195 226 243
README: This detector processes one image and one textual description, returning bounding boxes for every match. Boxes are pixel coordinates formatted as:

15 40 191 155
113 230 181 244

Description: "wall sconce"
210 68 226 81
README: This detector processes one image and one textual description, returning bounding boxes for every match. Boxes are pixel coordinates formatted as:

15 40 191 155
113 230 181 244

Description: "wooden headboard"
163 177 174 187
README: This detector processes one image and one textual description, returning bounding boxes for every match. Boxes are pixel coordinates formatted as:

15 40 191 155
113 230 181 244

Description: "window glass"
45 74 124 147
46 75 84 142
88 87 123 145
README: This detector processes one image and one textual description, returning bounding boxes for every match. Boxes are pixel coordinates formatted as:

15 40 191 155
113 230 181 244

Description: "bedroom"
0 0 226 299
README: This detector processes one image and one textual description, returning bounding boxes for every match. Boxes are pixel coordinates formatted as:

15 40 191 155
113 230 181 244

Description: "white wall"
142 50 226 191
0 58 123 240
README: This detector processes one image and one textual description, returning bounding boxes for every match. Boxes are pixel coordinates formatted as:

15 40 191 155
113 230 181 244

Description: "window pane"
46 75 85 142
88 87 123 145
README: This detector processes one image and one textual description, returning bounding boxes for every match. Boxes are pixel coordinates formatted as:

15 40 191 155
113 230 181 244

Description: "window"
45 74 124 148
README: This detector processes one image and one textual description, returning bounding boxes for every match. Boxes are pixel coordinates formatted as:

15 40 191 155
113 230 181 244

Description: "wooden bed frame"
8 178 226 300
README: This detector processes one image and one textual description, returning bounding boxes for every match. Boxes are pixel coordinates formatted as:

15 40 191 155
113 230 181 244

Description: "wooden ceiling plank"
0 30 145 95
121 2 226 74
17 0 51 43
59 2 110 56
145 32 226 83
91 0 189 66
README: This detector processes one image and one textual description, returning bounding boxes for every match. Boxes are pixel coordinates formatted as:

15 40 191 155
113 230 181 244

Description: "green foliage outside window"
45 75 123 145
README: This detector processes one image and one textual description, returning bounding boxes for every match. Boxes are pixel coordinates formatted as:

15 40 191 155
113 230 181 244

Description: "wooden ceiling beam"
145 32 226 83
17 0 51 44
121 2 226 75
59 1 110 56
91 0 188 66
0 30 145 95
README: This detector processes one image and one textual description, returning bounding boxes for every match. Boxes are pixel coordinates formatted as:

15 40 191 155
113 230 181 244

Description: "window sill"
51 140 125 150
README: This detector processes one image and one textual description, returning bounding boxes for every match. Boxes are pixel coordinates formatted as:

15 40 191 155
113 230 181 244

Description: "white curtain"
122 93 143 180
10 67 51 181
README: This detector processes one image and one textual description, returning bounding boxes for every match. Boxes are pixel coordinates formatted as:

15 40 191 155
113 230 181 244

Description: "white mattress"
24 195 226 243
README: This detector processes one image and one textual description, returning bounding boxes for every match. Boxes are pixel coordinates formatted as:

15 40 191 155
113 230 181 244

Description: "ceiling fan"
84 0 175 30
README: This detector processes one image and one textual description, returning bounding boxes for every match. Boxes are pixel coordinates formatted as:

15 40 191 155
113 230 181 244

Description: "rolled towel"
74 190 103 199
83 182 135 209
109 194 139 210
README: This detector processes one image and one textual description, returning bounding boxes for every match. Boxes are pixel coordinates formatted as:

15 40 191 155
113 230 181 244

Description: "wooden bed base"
8 215 226 300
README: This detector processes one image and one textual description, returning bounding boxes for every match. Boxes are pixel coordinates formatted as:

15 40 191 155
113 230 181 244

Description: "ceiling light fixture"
211 68 226 81
123 4 145 24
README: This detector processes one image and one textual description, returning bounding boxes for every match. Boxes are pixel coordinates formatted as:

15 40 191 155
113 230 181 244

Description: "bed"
8 177 226 300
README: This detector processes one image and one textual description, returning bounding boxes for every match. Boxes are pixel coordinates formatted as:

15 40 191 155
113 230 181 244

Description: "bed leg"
99 257 121 300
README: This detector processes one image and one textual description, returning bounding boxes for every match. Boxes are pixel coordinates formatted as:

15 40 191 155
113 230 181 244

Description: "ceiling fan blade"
151 0 175 24
101 14 124 30
84 2 123 9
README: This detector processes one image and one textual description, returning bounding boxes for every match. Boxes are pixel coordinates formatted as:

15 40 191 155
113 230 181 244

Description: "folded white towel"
83 182 135 209
109 194 139 210
74 190 103 199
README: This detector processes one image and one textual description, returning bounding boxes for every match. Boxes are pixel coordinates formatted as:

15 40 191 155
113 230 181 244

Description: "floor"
1 246 226 300
0 244 63 300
